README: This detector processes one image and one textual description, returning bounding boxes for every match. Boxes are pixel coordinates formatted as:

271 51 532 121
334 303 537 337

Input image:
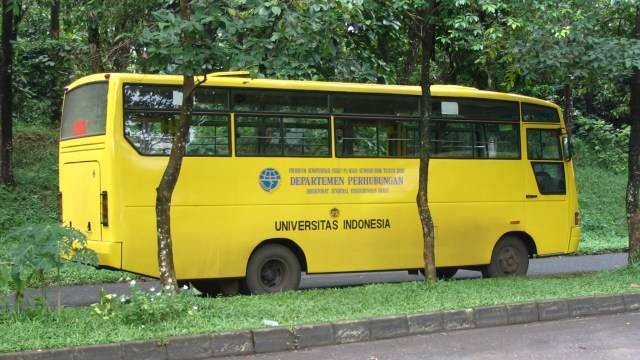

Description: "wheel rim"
497 246 520 274
259 259 288 290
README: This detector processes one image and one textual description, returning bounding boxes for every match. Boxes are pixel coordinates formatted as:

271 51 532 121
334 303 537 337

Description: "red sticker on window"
72 119 88 136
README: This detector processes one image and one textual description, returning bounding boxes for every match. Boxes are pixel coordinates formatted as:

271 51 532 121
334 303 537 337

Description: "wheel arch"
500 231 537 258
250 238 308 272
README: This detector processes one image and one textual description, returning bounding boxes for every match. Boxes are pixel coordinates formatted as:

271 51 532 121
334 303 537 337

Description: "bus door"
523 126 570 255
60 161 102 241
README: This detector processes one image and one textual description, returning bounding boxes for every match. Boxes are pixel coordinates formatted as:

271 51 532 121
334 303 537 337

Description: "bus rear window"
61 82 108 139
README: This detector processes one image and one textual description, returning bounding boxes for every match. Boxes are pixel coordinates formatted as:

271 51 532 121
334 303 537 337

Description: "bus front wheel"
483 236 529 278
245 244 301 294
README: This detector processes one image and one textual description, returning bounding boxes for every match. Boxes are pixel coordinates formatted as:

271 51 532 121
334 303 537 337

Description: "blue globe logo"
259 168 281 192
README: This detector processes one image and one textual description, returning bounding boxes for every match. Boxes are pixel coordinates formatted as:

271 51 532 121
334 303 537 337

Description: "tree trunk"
87 9 103 73
563 82 574 135
416 1 437 282
627 5 640 265
0 0 16 186
398 24 420 84
50 0 62 124
50 0 60 40
155 0 194 291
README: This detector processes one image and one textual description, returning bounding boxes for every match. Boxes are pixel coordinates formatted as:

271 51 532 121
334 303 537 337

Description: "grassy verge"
1 266 639 353
575 161 628 254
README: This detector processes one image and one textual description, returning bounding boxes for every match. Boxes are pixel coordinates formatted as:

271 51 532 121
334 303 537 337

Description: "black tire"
482 236 529 278
245 244 301 294
436 267 458 280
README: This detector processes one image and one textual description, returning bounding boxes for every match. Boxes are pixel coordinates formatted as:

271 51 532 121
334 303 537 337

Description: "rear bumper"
568 226 580 253
87 240 122 269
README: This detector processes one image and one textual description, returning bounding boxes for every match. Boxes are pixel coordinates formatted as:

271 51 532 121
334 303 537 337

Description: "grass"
574 158 628 254
1 265 639 353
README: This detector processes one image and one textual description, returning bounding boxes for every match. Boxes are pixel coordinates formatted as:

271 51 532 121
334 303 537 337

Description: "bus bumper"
568 226 580 254
87 240 122 269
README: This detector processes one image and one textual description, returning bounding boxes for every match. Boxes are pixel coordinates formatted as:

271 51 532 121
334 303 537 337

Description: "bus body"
59 72 580 292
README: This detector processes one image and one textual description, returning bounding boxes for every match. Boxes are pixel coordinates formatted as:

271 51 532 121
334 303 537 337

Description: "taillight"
58 192 63 223
101 191 109 226
574 212 580 226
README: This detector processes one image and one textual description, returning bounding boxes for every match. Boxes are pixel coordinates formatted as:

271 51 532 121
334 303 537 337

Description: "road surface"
223 311 640 360
16 252 629 307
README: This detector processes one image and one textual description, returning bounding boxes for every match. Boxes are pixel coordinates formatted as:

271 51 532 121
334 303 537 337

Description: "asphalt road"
16 252 629 307
223 311 640 360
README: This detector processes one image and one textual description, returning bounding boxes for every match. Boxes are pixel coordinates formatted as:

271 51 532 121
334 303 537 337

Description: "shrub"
0 224 96 313
572 115 629 173
91 282 200 325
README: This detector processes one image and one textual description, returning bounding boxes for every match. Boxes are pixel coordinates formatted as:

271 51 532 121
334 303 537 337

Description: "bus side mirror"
561 135 572 161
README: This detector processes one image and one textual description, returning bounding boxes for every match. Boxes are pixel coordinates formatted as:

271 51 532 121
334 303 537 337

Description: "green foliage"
117 283 199 325
0 125 59 235
573 115 629 173
575 161 628 254
0 223 96 311
142 1 225 76
572 115 629 254
92 288 116 320
1 266 640 352
91 282 199 324
0 125 135 288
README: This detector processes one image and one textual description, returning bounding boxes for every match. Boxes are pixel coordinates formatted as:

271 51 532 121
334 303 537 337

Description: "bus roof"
66 72 560 110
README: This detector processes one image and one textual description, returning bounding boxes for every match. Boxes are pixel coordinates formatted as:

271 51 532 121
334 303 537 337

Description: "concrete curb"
2 292 639 359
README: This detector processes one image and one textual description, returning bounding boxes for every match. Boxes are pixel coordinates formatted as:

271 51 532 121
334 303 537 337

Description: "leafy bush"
572 115 629 173
92 282 200 325
0 224 96 313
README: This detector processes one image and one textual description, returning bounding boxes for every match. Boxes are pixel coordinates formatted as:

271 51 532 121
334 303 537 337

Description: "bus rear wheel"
245 244 301 294
436 267 458 280
483 236 529 278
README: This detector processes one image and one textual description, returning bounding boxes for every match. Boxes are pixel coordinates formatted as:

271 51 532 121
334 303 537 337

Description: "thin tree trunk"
155 0 194 291
50 0 62 124
87 9 103 73
398 24 420 84
563 82 574 135
50 0 60 39
416 1 437 282
627 5 640 265
0 0 15 186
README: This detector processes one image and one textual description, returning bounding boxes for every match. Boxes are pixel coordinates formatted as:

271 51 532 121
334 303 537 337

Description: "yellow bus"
59 72 580 294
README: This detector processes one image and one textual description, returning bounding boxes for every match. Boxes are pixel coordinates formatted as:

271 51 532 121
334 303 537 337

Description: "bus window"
232 90 328 114
527 129 561 160
527 128 565 194
430 121 519 159
235 116 330 157
124 113 230 156
335 118 419 158
61 82 108 139
430 121 474 158
522 104 560 123
332 93 419 116
432 98 519 122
